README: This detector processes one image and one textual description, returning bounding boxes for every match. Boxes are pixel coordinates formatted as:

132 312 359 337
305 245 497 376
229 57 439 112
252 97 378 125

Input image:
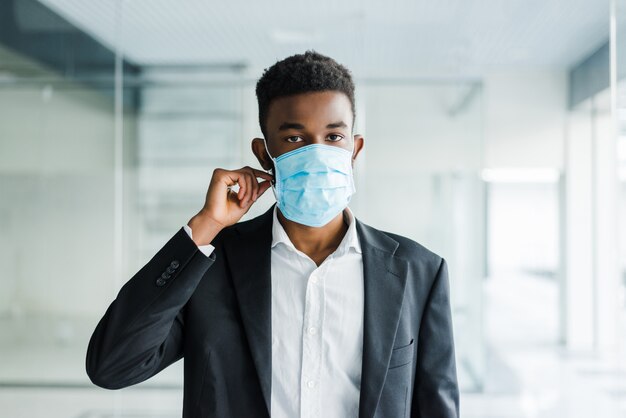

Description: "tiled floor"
1 274 625 417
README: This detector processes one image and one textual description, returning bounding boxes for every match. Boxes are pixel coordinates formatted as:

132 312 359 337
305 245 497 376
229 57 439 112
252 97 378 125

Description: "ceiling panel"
36 0 610 78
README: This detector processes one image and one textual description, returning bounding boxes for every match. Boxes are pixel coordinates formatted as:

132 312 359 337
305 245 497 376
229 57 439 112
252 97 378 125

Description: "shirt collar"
271 205 362 255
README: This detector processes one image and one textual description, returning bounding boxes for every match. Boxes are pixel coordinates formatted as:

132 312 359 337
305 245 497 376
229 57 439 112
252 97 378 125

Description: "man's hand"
187 166 274 246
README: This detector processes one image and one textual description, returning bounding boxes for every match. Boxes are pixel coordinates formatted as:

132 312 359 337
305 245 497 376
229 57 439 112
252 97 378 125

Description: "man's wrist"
187 211 224 246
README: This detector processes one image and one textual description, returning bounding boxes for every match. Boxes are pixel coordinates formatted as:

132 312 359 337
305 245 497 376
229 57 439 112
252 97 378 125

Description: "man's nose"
310 136 326 145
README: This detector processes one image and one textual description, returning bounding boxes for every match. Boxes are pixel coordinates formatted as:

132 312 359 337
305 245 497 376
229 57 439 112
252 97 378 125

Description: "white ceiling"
37 0 610 79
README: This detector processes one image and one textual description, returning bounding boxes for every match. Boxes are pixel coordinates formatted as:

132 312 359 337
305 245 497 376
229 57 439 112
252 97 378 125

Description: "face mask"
263 139 356 227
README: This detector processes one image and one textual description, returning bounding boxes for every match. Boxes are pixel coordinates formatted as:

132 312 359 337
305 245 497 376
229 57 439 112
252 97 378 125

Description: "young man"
86 50 459 418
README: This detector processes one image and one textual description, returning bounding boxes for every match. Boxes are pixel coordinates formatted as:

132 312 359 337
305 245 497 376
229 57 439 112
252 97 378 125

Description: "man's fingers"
250 171 261 201
226 188 239 205
219 167 272 209
240 173 252 207
242 167 267 202
258 179 272 196
223 170 244 200
243 172 254 206
235 173 245 201
242 168 257 201
251 168 273 181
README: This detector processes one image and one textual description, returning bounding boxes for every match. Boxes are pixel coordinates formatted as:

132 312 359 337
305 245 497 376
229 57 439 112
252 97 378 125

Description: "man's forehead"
267 91 353 129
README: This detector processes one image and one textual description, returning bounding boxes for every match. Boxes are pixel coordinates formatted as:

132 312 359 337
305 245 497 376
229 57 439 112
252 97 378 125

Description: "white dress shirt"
182 224 215 257
183 205 364 417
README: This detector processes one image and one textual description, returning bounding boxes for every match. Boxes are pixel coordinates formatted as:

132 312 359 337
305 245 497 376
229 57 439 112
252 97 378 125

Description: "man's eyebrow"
326 121 348 129
277 121 348 131
278 122 305 131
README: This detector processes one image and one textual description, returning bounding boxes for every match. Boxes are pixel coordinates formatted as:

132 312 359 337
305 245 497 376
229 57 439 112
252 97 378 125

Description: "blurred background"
0 0 625 416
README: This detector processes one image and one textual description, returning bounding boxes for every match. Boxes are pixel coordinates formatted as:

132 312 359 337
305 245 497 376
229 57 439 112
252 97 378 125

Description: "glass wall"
355 82 485 391
0 32 120 386
614 0 626 362
562 0 625 373
10 0 626 416
0 0 484 414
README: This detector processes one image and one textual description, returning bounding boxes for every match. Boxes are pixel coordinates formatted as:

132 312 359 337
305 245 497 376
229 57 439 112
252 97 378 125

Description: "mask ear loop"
348 136 357 193
262 139 281 208
262 138 276 185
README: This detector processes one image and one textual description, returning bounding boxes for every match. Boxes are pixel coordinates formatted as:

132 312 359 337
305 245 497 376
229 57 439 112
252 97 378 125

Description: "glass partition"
356 82 485 391
613 0 626 363
0 41 118 387
0 0 484 414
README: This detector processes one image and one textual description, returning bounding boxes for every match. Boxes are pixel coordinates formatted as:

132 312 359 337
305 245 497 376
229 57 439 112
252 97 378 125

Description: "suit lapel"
224 205 409 418
356 219 409 418
223 204 275 416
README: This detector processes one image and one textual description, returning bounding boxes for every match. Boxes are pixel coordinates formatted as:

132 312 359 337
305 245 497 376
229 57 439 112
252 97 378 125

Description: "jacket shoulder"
380 231 448 292
379 229 443 270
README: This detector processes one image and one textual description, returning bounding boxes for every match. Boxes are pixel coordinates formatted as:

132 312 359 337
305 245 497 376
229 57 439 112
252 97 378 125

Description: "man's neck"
277 207 349 266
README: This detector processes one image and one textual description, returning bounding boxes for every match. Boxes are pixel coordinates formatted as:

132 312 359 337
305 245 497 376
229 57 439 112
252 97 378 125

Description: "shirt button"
307 380 316 388
308 326 317 335
311 275 318 284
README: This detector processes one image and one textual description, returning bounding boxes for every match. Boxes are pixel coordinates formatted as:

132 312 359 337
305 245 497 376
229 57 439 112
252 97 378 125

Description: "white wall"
488 182 560 275
354 82 483 246
483 71 568 169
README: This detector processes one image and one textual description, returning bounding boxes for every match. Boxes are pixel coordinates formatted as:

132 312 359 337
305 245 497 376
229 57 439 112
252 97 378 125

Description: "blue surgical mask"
263 139 356 227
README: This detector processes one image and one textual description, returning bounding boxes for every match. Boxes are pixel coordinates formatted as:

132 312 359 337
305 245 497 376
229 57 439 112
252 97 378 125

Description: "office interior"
0 0 625 417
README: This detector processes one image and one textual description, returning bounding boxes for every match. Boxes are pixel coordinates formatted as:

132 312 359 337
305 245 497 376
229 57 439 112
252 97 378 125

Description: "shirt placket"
300 261 328 418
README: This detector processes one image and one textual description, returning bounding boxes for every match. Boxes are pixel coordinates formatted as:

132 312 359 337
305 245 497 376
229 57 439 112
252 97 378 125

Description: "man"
86 50 459 418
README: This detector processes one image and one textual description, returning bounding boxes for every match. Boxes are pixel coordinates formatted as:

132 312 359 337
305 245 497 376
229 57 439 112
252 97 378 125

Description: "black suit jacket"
86 203 459 417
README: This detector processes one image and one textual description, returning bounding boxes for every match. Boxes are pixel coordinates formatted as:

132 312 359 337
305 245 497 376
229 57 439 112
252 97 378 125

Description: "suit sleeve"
183 224 216 257
411 257 460 417
85 227 218 389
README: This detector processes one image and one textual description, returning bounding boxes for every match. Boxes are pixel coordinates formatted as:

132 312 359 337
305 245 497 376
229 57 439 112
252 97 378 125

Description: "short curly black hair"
255 50 356 138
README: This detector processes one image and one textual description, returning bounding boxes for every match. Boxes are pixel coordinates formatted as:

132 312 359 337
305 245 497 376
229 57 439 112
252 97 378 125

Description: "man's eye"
328 134 343 141
285 136 303 143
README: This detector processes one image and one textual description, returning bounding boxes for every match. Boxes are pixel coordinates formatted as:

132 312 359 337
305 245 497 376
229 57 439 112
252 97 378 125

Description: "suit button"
170 260 180 269
166 266 176 274
161 272 171 280
156 278 166 286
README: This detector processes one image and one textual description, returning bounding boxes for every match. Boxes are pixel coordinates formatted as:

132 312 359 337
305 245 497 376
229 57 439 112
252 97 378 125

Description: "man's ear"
251 137 274 172
352 134 364 163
